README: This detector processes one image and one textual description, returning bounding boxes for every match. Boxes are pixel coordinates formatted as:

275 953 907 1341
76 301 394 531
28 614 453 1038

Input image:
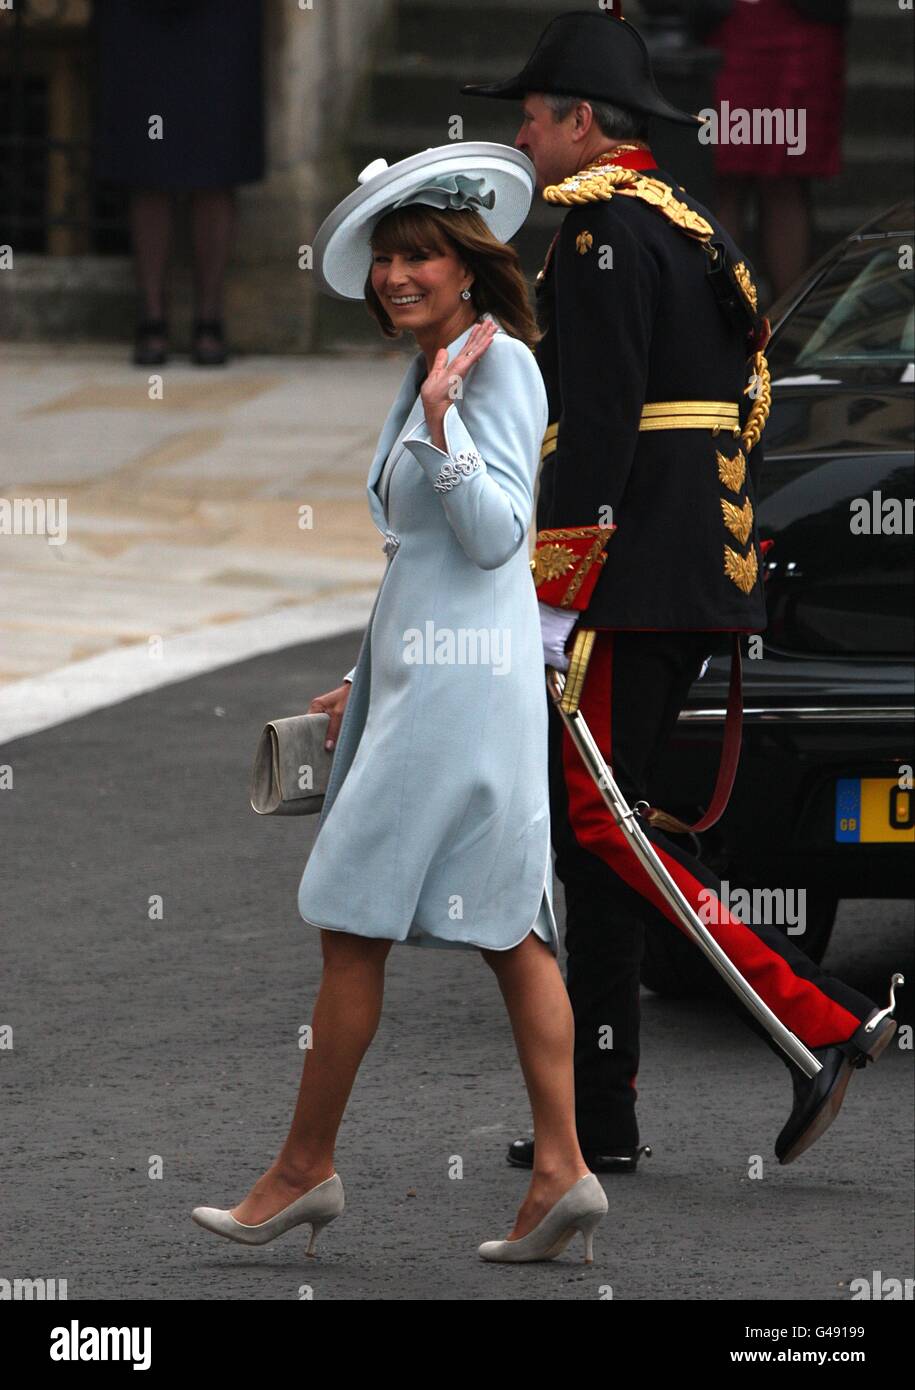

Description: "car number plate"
835 777 915 843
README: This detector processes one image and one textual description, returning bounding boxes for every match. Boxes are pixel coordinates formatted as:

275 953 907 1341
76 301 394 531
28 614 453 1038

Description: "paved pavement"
0 343 409 738
2 632 912 1302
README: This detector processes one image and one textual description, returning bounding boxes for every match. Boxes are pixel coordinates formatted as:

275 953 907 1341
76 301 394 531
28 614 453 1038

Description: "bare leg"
761 176 811 300
230 929 393 1225
481 931 592 1240
129 188 173 352
189 186 236 352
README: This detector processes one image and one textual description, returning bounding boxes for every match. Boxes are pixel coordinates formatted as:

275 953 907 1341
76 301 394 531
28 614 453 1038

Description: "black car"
641 202 915 996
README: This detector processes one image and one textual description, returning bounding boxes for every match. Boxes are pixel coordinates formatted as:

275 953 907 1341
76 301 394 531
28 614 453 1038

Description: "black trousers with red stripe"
547 630 878 1150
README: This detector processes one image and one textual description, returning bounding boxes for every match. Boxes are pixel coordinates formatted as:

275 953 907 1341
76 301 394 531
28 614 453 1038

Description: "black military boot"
507 1138 652 1174
775 985 901 1166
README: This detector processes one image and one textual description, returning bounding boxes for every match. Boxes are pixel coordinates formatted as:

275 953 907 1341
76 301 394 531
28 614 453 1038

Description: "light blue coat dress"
297 315 559 956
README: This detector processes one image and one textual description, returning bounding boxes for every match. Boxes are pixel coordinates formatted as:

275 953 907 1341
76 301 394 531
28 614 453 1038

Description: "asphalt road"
2 632 912 1302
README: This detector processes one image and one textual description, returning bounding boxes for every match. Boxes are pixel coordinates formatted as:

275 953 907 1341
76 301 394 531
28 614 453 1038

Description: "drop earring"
460 288 472 301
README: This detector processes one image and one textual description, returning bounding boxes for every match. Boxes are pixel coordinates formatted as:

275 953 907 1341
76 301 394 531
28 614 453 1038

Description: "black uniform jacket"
533 164 768 634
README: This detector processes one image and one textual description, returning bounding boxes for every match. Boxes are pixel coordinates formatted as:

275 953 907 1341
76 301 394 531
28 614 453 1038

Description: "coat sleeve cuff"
531 525 616 610
402 404 487 491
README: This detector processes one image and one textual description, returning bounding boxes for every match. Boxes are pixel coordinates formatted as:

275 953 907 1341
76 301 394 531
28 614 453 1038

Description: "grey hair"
541 93 650 142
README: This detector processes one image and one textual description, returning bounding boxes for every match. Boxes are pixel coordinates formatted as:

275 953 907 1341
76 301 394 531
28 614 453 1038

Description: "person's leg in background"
760 176 811 302
714 172 752 251
129 188 173 363
189 186 237 364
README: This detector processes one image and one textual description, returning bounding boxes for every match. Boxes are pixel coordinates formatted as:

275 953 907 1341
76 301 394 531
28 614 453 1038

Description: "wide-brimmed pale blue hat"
313 142 536 301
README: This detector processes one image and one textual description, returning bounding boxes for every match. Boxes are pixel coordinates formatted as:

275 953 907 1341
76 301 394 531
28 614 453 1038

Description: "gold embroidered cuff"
530 525 615 610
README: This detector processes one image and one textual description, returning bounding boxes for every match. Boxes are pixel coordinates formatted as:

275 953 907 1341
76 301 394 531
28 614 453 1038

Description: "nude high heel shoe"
478 1173 608 1264
191 1173 344 1253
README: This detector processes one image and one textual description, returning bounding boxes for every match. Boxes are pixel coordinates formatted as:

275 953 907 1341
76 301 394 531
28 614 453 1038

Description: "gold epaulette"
542 163 764 331
542 161 714 244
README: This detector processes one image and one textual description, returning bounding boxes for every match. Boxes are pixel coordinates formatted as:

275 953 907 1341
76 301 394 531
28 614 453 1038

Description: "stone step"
315 295 400 354
396 0 563 61
368 58 520 128
844 75 915 133
395 0 913 77
816 135 914 209
816 202 910 238
848 3 915 65
817 177 912 215
846 61 915 90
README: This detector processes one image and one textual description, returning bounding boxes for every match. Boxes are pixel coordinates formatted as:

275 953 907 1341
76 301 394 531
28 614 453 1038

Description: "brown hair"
364 203 541 350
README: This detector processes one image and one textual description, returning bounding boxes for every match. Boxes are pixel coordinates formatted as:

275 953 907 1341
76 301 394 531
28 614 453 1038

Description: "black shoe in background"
191 318 228 366
133 317 168 366
506 1138 652 1174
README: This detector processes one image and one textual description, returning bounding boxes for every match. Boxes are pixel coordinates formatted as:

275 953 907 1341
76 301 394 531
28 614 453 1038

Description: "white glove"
539 602 579 672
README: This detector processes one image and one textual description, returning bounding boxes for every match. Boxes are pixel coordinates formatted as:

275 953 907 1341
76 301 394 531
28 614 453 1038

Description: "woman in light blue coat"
191 146 607 1264
301 312 559 956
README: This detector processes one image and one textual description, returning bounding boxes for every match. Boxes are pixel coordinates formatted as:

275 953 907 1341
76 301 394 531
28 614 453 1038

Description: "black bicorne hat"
460 10 700 128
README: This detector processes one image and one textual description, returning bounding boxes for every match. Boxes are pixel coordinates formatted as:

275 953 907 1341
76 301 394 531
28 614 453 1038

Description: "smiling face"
364 203 541 353
369 211 474 340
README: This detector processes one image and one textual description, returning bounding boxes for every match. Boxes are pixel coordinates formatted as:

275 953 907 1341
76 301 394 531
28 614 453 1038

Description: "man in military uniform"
461 11 899 1174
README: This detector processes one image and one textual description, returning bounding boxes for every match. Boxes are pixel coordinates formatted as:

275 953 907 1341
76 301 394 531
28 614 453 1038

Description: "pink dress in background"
706 0 846 178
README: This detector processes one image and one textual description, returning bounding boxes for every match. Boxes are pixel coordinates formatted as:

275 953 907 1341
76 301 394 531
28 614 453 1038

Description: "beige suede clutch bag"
250 713 334 816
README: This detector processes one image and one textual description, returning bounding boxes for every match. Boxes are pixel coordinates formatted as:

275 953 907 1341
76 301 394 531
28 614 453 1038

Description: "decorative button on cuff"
382 530 400 557
432 448 484 493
